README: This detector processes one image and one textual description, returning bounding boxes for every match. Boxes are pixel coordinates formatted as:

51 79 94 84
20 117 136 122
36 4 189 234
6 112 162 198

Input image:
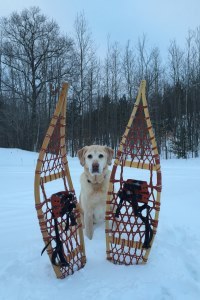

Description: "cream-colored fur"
77 145 114 239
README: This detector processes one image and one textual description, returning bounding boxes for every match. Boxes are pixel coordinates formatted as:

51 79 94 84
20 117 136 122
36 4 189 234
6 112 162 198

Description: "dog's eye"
87 154 93 159
99 154 104 158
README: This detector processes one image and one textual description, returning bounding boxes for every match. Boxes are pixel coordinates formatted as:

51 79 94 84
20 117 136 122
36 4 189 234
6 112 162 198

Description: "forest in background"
0 7 200 158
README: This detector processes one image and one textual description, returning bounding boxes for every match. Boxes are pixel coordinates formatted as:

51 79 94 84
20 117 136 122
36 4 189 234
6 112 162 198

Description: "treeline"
0 7 200 158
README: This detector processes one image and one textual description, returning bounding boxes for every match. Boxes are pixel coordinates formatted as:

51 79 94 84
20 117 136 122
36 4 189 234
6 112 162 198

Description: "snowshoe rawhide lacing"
115 179 153 249
41 191 77 268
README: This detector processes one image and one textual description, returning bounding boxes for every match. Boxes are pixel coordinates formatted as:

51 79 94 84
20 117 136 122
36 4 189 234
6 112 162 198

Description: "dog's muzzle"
92 162 99 173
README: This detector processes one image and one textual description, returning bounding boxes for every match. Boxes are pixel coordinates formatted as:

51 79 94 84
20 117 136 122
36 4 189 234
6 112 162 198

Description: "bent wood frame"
105 80 162 264
34 83 86 278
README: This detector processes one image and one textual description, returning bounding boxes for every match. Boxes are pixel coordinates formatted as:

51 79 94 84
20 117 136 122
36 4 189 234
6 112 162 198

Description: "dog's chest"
89 187 106 205
88 188 107 223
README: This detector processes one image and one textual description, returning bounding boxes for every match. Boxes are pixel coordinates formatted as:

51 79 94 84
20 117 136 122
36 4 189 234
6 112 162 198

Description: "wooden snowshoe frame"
34 83 86 278
105 80 162 265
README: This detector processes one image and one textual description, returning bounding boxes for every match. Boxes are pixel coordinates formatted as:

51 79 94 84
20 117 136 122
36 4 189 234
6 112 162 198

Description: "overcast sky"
1 0 200 60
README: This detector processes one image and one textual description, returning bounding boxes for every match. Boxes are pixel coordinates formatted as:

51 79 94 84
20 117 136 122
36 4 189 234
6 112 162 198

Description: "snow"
0 148 200 300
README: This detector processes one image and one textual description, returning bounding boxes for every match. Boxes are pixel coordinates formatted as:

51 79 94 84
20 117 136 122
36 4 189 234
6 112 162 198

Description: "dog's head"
77 145 114 176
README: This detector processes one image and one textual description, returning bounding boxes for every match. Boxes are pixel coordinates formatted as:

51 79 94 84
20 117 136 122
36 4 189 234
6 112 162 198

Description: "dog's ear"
105 146 114 165
77 146 88 166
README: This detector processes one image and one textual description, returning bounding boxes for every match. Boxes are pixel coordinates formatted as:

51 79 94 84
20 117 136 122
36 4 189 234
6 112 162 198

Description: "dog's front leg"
79 196 85 228
84 210 93 240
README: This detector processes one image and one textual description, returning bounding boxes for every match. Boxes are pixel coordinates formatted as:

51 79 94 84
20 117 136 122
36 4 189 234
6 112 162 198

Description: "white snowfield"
0 148 199 300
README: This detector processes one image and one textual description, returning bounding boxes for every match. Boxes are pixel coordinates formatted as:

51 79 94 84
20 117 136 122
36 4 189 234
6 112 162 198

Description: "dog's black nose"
92 162 99 173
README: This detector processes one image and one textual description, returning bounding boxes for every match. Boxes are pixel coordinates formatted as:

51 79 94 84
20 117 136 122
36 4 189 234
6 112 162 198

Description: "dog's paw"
85 215 94 240
85 226 93 239
86 231 93 240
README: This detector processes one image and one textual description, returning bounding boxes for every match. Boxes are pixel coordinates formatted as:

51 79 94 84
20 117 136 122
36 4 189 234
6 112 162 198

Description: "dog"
77 145 114 239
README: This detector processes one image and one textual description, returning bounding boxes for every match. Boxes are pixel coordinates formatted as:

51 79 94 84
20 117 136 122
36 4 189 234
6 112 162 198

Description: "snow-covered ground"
0 148 200 300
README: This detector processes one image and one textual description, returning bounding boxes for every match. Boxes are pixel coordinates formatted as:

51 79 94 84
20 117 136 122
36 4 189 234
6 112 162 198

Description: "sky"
1 0 200 61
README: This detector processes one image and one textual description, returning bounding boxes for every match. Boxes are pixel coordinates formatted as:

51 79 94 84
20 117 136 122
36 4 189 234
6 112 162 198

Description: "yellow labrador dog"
77 145 114 239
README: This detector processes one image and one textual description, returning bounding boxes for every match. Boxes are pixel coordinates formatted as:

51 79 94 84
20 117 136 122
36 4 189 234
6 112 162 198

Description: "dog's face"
78 145 114 176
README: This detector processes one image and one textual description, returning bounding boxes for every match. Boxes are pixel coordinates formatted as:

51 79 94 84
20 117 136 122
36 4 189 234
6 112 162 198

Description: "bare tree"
0 7 73 150
122 40 136 101
168 40 184 85
72 12 95 149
